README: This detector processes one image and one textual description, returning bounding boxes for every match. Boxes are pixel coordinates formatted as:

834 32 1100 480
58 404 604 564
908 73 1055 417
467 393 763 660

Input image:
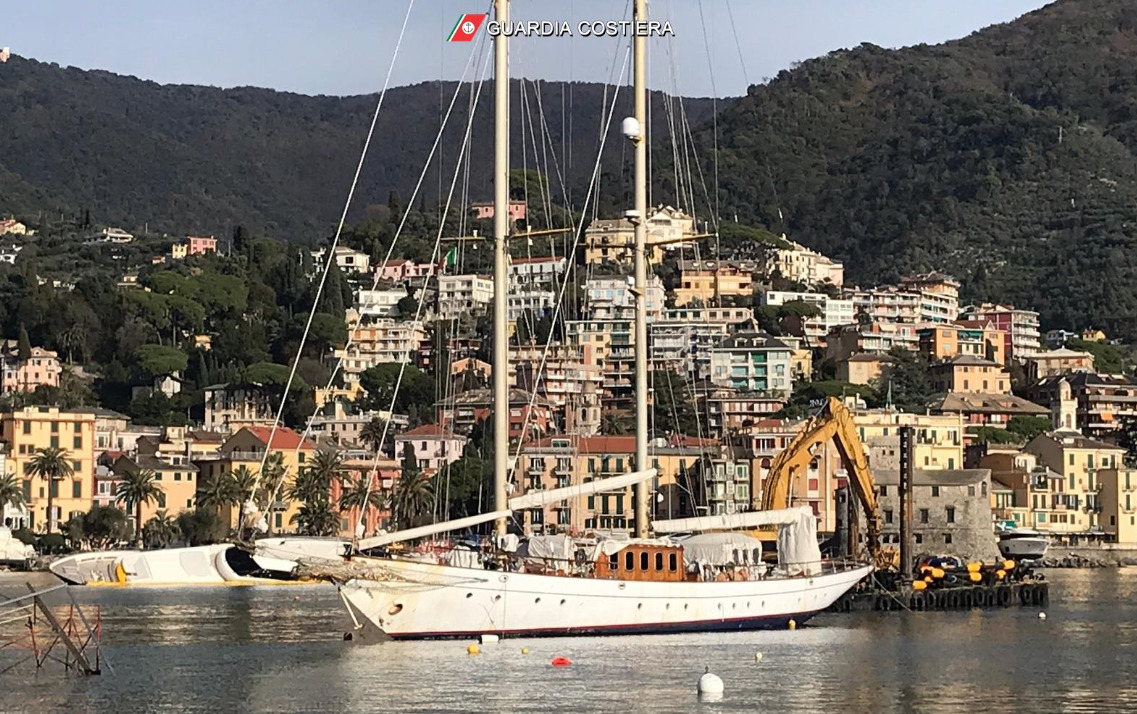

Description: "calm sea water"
1 569 1136 713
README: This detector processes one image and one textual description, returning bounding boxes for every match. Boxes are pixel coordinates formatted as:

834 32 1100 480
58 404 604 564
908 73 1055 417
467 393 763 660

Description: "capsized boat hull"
339 558 872 640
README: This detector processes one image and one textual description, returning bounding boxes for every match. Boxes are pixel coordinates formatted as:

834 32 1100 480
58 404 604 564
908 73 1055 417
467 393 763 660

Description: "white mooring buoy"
1038 612 1047 620
754 652 764 662
480 634 500 644
698 666 724 696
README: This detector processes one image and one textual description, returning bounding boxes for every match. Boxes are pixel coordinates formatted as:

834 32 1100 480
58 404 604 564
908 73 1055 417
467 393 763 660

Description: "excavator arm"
758 397 887 568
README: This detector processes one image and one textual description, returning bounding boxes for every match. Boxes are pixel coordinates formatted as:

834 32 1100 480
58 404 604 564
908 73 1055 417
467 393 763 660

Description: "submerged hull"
339 558 872 640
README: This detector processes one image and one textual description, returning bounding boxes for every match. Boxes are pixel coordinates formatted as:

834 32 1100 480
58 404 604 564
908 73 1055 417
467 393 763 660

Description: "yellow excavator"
754 396 896 571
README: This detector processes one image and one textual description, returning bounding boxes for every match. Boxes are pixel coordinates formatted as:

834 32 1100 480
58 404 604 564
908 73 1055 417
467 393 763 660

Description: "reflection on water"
3 569 1137 713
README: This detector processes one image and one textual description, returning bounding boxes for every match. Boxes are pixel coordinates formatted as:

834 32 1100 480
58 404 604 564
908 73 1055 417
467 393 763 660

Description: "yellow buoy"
467 644 481 655
931 567 945 579
521 647 529 655
996 569 1006 580
755 652 763 662
912 580 927 591
1003 560 1015 570
788 619 797 631
924 576 933 584
967 562 981 573
969 572 982 583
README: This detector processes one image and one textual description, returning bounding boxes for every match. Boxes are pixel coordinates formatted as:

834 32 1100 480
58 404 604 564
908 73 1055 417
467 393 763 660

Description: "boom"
759 397 885 566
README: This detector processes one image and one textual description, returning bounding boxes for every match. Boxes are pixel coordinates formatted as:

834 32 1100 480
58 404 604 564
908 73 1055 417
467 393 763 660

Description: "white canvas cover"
778 510 822 576
523 533 574 562
679 532 764 566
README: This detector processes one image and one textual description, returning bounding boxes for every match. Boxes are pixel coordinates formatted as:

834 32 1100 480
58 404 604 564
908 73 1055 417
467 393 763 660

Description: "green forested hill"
684 0 1137 338
0 57 715 240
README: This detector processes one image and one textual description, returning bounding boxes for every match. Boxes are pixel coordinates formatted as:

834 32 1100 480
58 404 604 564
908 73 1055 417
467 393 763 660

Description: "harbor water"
2 569 1136 713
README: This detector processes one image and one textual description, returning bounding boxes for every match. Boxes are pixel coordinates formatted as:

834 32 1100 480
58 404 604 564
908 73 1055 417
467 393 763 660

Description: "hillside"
684 0 1137 338
0 57 716 239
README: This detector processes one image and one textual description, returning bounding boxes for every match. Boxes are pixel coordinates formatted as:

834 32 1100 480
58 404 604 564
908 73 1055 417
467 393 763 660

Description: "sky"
2 0 1052 97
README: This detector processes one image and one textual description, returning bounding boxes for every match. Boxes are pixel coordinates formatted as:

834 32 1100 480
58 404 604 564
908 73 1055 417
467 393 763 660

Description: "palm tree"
360 417 387 453
197 471 240 529
391 468 433 531
230 465 257 535
308 448 345 489
115 469 162 546
28 446 73 534
289 504 340 536
141 510 181 549
338 472 384 537
256 452 287 535
0 472 26 525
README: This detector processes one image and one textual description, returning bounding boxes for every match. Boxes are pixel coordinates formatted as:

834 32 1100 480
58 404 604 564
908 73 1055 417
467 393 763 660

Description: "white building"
650 319 731 380
335 320 428 385
583 276 664 321
661 306 754 325
355 287 409 320
508 286 556 321
761 290 855 344
0 245 22 264
438 274 494 318
767 239 844 287
508 256 567 287
709 332 794 396
91 228 134 244
312 246 371 275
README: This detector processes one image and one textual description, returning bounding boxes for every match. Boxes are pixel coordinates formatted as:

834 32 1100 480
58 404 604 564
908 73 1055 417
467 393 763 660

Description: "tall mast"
633 0 650 538
493 0 510 537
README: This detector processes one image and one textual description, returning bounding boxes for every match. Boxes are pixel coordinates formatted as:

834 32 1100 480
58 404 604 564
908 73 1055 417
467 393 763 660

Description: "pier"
829 581 1050 613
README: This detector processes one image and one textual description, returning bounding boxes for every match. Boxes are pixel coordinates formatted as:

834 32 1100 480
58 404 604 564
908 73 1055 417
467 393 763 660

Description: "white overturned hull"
340 558 872 640
50 538 347 586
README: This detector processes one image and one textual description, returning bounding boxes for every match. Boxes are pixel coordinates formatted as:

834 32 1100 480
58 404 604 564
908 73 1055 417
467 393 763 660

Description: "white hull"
998 536 1050 561
339 558 872 640
49 538 347 586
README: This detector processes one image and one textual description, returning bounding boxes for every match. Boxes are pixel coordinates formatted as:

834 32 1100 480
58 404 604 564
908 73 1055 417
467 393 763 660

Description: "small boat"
49 537 347 586
996 526 1050 561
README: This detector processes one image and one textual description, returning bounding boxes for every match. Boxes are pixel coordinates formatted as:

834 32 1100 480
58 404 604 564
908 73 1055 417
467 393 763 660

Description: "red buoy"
551 656 572 667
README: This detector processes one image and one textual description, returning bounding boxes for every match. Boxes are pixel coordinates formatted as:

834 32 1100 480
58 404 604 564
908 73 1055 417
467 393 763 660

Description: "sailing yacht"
325 0 871 640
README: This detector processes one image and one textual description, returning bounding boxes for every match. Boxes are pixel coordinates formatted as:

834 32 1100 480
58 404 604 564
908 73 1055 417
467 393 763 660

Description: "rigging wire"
247 0 417 501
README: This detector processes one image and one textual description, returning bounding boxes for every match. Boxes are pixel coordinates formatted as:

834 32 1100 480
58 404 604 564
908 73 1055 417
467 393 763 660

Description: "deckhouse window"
625 551 635 571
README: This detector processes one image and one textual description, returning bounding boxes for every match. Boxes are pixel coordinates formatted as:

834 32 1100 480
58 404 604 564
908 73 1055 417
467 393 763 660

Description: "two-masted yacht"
314 0 872 640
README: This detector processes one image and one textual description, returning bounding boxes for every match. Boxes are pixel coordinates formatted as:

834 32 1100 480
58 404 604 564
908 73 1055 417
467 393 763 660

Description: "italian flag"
448 13 487 42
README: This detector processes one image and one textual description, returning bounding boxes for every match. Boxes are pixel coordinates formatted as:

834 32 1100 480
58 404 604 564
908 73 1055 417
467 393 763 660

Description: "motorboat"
996 526 1050 561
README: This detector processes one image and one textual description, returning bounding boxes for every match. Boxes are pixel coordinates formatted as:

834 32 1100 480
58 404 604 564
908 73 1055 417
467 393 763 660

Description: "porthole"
388 603 403 616
535 597 541 604
637 603 643 609
560 599 566 605
494 595 502 601
466 593 473 599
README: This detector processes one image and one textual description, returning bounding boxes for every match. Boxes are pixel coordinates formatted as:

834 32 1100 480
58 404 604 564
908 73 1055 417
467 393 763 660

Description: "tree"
286 448 342 536
115 469 162 545
176 509 228 546
359 362 435 413
1068 338 1125 375
600 408 634 435
884 349 936 412
652 368 701 436
141 510 182 549
80 505 131 549
197 472 240 522
16 323 31 362
0 472 26 520
438 455 491 519
360 417 388 453
28 446 74 534
1005 416 1051 443
135 344 189 378
392 444 432 529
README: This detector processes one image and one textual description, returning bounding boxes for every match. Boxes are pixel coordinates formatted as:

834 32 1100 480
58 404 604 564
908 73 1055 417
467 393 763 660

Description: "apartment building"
0 341 62 394
437 274 493 318
837 353 894 386
826 322 919 361
393 424 467 475
1024 432 1125 533
203 384 276 433
312 246 371 275
703 391 788 435
767 240 844 286
854 410 965 471
928 356 1011 395
582 276 664 321
673 260 757 307
186 235 218 256
761 290 855 344
354 287 409 320
649 319 730 381
508 255 567 287
708 332 794 396
918 322 1006 365
1026 373 1137 438
2 407 97 532
959 303 1042 361
336 320 428 385
566 319 636 405
1025 348 1096 381
582 218 664 266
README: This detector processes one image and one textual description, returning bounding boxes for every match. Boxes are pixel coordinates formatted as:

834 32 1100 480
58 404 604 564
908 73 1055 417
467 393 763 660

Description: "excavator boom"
757 397 888 568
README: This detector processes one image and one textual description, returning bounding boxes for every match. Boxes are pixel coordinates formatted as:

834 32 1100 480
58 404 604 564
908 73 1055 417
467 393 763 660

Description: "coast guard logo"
448 13 487 42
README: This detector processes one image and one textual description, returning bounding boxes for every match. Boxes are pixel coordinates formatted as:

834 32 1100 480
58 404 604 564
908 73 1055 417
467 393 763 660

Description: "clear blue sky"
2 0 1051 97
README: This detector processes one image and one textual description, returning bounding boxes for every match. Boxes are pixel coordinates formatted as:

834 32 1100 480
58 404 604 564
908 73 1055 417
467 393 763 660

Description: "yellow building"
852 410 964 471
1025 432 1124 532
1099 468 1137 545
517 435 708 535
673 260 757 307
928 356 1011 395
2 407 96 532
582 218 664 266
837 354 894 386
104 454 200 528
194 426 317 532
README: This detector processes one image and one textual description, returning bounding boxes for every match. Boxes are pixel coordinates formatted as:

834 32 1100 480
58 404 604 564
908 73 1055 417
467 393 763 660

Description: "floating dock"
828 581 1049 613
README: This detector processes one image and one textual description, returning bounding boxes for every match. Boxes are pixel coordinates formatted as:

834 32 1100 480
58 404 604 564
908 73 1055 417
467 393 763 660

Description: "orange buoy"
551 656 572 667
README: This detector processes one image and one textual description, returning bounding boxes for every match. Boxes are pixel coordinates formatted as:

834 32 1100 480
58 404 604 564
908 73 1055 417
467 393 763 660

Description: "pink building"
375 258 437 283
0 342 62 394
393 423 467 475
186 235 218 256
472 201 526 222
